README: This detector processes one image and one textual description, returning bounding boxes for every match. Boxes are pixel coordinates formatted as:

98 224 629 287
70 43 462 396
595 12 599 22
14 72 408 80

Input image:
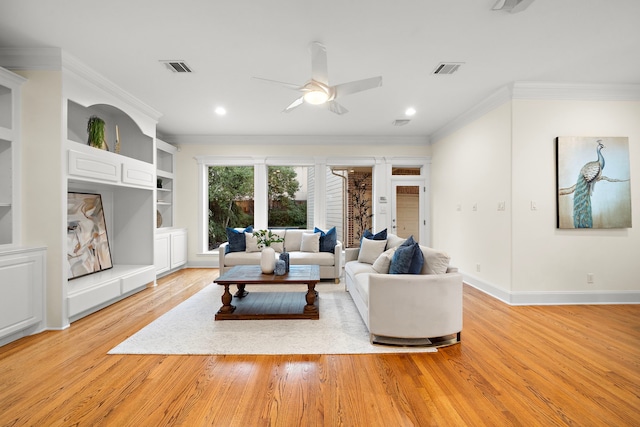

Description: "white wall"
431 92 640 303
17 70 65 326
512 99 640 296
172 140 431 265
432 102 513 296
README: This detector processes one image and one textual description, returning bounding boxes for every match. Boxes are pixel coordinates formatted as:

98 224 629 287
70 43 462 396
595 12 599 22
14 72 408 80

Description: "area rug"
109 282 437 355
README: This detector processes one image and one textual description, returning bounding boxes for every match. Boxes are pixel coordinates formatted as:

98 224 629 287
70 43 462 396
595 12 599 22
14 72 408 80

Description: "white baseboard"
462 272 640 305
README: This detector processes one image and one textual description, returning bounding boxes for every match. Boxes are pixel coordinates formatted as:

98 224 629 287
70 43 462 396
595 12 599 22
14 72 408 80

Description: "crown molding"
164 134 429 146
430 81 640 144
511 81 640 101
430 85 512 144
0 47 162 121
0 47 62 70
0 66 27 85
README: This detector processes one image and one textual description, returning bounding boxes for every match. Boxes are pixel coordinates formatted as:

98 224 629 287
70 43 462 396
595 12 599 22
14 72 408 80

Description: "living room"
0 0 639 425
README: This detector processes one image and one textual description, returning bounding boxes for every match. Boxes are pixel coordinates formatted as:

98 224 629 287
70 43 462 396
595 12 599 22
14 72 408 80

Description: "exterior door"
391 180 424 242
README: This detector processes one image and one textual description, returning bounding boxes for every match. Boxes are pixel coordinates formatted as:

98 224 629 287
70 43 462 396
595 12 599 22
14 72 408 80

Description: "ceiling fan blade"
309 41 329 85
252 77 302 91
283 96 304 113
327 100 349 115
333 76 382 99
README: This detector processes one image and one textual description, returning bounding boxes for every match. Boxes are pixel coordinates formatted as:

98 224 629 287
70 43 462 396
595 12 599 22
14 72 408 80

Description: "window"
267 166 309 230
208 166 254 250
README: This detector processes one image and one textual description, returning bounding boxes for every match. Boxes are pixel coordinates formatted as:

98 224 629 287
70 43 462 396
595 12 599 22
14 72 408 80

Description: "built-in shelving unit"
154 138 186 277
156 138 176 228
64 81 159 322
0 68 26 246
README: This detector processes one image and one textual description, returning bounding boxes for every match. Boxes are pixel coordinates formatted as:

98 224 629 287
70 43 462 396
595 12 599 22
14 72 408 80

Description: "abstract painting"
67 192 113 279
556 136 632 229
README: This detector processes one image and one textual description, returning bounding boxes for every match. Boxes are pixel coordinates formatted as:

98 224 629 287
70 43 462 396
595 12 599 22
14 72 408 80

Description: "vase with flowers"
253 229 284 274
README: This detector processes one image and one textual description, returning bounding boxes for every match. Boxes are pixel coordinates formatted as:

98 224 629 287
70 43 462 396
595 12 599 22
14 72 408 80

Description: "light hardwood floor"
1 268 638 426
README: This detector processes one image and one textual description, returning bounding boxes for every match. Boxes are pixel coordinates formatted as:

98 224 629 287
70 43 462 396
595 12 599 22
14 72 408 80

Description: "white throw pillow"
300 232 320 253
420 246 451 274
372 247 398 273
358 238 388 264
270 229 286 253
245 232 261 252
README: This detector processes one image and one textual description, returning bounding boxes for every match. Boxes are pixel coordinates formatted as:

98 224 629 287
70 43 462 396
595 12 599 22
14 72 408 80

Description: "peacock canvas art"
556 136 631 229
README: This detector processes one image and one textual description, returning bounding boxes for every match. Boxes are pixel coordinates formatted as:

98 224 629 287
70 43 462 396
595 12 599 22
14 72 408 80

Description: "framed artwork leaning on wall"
67 192 113 279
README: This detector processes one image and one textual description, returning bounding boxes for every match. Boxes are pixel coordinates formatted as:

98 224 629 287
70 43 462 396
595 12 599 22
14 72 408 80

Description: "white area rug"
109 283 437 355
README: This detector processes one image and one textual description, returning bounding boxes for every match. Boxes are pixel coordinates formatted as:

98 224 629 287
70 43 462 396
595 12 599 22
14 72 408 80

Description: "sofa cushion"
372 247 398 274
300 232 320 253
223 251 262 266
363 228 387 241
283 229 307 252
270 229 286 253
245 232 261 252
389 243 416 274
289 251 336 266
345 260 378 278
358 237 387 264
399 235 424 274
420 246 451 275
386 233 406 249
314 226 337 253
226 226 253 253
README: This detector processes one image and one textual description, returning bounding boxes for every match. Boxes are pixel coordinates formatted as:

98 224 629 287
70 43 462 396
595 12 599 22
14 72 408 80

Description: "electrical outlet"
456 204 462 212
531 201 537 211
587 273 594 284
472 203 478 211
498 201 505 211
476 263 481 272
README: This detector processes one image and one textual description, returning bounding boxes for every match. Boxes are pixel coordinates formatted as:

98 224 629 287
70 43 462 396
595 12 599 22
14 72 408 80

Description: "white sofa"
344 234 462 347
219 228 342 282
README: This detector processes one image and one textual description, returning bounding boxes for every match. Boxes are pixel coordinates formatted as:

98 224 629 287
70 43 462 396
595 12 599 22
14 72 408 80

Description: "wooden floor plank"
0 268 639 426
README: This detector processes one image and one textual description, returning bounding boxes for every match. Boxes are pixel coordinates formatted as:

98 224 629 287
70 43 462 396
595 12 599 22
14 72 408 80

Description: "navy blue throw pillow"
225 226 253 253
399 235 424 274
314 226 337 253
363 228 387 241
389 243 416 274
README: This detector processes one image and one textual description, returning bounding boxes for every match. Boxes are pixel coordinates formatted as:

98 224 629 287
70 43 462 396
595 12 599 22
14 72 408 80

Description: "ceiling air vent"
160 60 193 73
393 119 411 126
432 62 463 75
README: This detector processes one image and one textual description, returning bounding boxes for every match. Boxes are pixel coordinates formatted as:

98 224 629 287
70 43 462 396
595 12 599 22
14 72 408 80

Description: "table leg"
234 283 248 298
218 284 236 314
304 283 318 314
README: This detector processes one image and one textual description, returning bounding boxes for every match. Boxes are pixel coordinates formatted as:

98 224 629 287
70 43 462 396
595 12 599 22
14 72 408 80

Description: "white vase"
260 246 276 274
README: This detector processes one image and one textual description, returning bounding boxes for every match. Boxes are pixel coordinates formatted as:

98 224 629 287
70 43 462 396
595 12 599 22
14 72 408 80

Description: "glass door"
391 180 424 242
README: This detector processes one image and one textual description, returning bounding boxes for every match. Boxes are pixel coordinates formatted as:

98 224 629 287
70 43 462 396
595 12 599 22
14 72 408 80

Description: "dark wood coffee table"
214 265 321 320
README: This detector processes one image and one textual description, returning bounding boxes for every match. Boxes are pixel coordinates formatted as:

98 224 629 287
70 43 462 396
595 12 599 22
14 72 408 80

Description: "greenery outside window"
267 166 308 230
208 166 254 250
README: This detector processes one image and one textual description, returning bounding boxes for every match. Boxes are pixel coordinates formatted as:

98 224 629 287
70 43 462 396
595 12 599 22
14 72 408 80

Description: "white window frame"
195 155 430 255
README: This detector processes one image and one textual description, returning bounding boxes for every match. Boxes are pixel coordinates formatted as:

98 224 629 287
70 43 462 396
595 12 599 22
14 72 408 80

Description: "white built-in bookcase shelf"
65 98 157 321
0 68 25 246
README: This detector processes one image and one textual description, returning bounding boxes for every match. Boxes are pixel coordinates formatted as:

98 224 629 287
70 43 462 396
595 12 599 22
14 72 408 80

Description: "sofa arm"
218 242 229 269
333 241 343 278
344 247 359 263
367 272 463 339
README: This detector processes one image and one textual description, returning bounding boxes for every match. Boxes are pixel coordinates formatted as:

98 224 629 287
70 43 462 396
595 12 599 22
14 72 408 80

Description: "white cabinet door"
155 233 171 275
0 247 46 340
170 230 187 269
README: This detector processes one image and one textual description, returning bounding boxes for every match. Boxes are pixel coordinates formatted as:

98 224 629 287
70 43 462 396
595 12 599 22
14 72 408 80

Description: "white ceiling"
1 0 639 139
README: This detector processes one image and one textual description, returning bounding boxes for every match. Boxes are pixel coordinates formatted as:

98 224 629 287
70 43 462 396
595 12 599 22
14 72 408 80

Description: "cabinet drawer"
68 149 120 182
122 160 155 188
68 279 121 317
121 266 155 293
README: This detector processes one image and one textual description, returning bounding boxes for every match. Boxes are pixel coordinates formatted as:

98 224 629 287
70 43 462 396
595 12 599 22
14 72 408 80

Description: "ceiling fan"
253 41 382 115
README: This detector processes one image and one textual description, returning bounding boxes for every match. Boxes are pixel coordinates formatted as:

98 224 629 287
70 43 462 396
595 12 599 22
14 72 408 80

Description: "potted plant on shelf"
87 115 109 150
253 230 284 274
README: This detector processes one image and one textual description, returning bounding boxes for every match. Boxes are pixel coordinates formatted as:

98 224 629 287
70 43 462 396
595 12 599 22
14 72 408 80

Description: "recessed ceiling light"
214 107 227 116
405 107 416 116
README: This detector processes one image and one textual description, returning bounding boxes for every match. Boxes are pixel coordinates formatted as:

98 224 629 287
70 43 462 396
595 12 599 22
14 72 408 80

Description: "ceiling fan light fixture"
304 90 329 105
